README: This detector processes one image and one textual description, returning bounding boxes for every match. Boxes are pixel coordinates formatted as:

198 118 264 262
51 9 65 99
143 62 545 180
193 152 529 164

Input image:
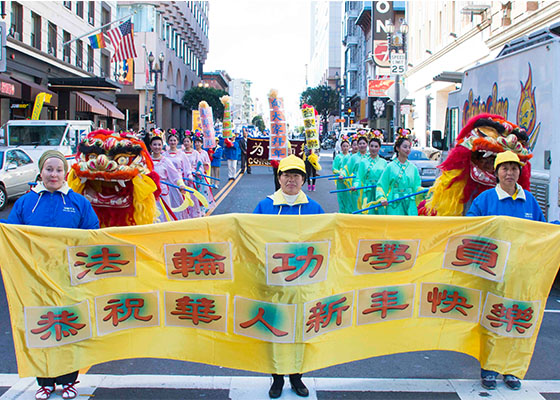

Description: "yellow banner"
0 214 558 378
192 110 201 132
31 92 52 120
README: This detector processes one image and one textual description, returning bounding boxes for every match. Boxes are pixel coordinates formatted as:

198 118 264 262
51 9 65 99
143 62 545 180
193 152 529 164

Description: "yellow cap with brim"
494 150 524 170
278 154 306 174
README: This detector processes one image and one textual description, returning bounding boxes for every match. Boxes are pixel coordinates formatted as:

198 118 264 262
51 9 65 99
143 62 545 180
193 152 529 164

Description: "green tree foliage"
300 85 339 135
251 115 266 133
182 86 229 119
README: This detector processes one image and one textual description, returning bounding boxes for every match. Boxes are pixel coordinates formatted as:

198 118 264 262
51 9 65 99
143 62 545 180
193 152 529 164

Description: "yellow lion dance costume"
68 129 160 227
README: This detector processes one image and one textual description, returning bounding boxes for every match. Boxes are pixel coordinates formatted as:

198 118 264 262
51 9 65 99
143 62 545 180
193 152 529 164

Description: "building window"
63 1 72 10
76 40 83 67
48 22 57 56
10 2 23 41
76 1 84 18
101 6 110 32
63 30 71 63
87 45 94 73
88 1 95 25
31 12 41 50
101 52 109 78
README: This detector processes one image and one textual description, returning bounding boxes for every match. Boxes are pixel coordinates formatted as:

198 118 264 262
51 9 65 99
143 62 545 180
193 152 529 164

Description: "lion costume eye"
88 154 97 160
116 155 130 165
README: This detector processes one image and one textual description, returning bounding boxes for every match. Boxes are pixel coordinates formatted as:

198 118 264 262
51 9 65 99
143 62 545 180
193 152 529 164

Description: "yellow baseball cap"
278 154 306 174
494 150 523 170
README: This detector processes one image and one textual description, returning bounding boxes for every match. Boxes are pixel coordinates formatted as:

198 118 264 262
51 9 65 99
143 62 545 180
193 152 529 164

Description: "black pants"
305 160 317 185
37 371 79 386
241 153 250 173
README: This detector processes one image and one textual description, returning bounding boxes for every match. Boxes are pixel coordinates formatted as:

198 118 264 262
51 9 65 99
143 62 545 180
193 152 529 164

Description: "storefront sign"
368 79 395 97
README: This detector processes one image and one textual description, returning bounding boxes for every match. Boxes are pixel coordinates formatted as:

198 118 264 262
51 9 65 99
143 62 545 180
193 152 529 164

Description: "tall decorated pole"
268 89 289 161
302 104 320 149
220 95 233 139
198 101 216 149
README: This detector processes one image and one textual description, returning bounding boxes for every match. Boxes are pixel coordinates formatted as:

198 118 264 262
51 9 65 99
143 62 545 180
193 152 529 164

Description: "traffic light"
348 108 352 114
148 107 154 123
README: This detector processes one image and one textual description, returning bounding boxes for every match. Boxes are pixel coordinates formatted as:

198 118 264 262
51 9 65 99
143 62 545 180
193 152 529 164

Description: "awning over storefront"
11 77 58 106
99 99 125 120
76 92 107 116
0 76 22 99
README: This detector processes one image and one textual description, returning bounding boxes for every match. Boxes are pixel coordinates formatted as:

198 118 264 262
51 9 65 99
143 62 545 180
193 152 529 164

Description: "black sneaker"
503 375 521 390
481 374 497 390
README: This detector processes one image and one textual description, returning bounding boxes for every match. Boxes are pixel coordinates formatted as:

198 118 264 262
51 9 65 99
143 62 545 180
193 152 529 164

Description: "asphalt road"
1 152 560 400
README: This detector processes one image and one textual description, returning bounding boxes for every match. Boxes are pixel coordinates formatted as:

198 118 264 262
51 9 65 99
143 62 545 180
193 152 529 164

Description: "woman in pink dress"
164 131 194 219
150 136 186 223
194 134 216 212
183 133 204 218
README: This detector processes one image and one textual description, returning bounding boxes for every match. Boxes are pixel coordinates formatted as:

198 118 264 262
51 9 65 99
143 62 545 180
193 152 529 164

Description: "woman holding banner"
164 131 194 220
6 150 99 400
353 131 387 214
467 150 544 391
345 132 369 212
183 133 203 218
253 154 324 398
332 135 353 213
376 133 422 215
194 133 216 212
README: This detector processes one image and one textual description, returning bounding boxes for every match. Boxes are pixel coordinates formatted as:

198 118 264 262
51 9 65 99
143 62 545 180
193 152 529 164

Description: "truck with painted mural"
0 120 93 163
444 23 560 221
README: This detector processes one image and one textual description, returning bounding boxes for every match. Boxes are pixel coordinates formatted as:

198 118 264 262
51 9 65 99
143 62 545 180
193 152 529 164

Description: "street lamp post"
334 72 345 132
148 51 165 128
386 19 408 140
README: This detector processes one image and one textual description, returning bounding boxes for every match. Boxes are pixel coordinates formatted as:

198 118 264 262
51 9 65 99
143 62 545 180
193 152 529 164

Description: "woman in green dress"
345 132 370 212
353 130 387 214
377 135 422 215
332 135 353 213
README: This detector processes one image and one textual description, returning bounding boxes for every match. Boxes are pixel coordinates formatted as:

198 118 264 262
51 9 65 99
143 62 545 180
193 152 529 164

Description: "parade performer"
377 131 422 215
7 150 99 400
182 133 204 218
223 131 240 181
345 131 369 211
253 154 324 398
354 130 387 214
332 134 353 213
164 130 194 219
210 137 223 183
467 150 544 391
421 113 532 216
67 129 160 227
304 145 321 191
150 135 192 222
194 132 216 212
350 135 359 154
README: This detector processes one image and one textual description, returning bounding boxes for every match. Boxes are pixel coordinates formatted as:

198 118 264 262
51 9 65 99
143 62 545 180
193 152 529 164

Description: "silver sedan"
0 147 39 210
409 149 440 187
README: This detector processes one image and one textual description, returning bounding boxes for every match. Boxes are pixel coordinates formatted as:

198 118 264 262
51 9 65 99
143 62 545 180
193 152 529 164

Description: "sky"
204 0 311 127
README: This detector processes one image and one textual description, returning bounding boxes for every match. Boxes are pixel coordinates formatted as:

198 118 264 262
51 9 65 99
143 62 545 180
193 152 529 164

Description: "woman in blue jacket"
7 150 99 400
253 154 323 398
467 150 544 392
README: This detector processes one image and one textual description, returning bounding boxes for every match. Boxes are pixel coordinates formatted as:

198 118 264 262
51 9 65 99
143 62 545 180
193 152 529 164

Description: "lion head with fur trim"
68 129 161 227
421 113 532 216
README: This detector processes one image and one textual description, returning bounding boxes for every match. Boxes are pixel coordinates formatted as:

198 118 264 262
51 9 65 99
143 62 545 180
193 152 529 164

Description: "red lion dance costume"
67 129 161 227
421 113 532 216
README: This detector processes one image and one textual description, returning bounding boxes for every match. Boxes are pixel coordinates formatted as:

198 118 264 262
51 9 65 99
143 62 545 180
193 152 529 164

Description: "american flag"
107 19 137 62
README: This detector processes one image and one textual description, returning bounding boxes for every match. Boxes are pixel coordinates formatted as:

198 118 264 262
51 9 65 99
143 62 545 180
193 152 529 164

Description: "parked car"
409 149 439 187
379 143 395 161
0 147 39 210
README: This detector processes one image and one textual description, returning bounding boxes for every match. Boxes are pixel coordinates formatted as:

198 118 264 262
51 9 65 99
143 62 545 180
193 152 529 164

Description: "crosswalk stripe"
2 375 560 399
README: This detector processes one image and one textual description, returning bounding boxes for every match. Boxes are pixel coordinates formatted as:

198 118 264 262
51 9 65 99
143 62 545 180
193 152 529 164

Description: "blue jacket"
6 182 100 229
211 146 223 167
253 190 325 215
223 139 239 160
467 184 545 222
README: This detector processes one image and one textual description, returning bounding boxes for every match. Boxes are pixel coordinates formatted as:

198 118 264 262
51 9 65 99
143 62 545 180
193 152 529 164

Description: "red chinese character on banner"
305 297 349 333
73 247 130 279
362 290 409 318
102 298 153 327
426 287 473 316
272 247 324 282
170 296 222 325
452 239 499 276
486 303 534 333
30 310 86 341
239 307 289 337
362 243 411 270
171 248 226 278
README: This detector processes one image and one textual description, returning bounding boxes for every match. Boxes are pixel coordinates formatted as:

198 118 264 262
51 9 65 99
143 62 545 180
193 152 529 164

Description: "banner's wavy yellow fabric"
0 214 558 378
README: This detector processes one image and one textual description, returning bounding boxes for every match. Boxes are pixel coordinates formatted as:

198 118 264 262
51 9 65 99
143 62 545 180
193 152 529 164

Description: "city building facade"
202 70 231 92
116 1 209 131
229 78 252 126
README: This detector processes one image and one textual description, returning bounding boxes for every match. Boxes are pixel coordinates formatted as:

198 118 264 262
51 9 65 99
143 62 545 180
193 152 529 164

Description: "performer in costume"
420 113 532 216
332 134 353 213
183 133 203 218
194 132 216 212
164 130 194 219
354 130 387 214
377 132 422 215
210 137 223 182
345 131 369 211
150 135 186 222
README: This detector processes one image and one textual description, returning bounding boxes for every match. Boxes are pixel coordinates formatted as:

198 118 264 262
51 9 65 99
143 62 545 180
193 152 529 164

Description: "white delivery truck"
444 23 560 221
0 120 92 163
